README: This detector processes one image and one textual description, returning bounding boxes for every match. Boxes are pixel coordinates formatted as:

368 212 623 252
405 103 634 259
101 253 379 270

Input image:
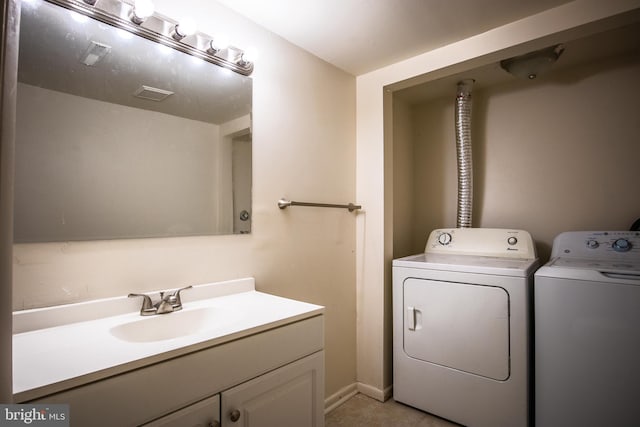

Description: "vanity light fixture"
207 36 229 55
171 18 197 41
207 40 220 54
237 53 250 67
129 0 154 25
49 0 254 75
238 48 256 67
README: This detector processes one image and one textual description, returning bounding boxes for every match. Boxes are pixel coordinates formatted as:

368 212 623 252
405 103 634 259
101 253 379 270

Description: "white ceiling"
216 0 576 75
19 0 639 117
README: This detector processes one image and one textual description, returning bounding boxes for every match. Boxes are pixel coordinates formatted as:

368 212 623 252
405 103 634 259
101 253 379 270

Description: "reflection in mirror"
14 0 252 242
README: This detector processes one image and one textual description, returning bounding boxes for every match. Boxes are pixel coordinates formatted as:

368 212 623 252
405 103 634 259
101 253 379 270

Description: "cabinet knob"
209 421 220 427
229 409 241 422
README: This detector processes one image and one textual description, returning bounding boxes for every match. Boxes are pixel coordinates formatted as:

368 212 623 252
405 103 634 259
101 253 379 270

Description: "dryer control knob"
586 239 599 249
507 237 518 246
612 238 632 252
438 233 452 245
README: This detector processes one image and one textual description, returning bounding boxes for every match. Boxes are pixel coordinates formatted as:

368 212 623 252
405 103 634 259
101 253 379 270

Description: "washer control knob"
437 233 452 246
507 237 518 246
586 239 599 249
612 238 632 252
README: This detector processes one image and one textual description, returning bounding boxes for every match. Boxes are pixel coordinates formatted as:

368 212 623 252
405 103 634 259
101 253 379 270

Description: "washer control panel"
551 231 640 259
425 228 536 259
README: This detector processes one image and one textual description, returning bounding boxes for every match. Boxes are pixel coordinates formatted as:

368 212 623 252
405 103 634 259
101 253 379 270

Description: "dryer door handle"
406 307 421 331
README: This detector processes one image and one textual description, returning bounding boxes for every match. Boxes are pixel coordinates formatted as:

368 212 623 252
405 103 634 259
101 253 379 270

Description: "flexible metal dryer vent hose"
455 79 474 228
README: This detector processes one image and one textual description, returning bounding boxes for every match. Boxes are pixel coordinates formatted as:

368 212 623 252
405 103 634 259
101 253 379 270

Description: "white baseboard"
356 382 393 402
324 382 394 414
324 383 358 414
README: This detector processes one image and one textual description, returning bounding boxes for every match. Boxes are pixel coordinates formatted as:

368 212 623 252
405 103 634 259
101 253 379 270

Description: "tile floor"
325 393 462 427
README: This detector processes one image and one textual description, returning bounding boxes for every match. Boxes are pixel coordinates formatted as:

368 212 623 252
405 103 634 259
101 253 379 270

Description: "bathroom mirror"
13 0 253 242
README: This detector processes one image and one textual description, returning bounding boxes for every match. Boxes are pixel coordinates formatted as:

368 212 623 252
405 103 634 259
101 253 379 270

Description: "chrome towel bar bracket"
278 198 361 212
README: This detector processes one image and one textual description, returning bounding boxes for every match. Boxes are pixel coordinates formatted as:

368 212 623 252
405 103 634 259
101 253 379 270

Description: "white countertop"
13 278 324 402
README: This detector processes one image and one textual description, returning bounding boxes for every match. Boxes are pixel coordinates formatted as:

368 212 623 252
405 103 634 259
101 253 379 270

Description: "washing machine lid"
535 258 640 285
393 253 539 277
548 257 640 273
535 231 640 283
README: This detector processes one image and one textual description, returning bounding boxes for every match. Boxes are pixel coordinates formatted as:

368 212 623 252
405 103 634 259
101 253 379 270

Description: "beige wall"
405 96 458 253
392 98 415 259
356 0 640 400
12 0 356 402
406 52 640 262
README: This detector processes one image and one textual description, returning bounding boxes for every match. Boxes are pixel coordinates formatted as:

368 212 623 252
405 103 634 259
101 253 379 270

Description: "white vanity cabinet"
15 281 325 427
220 352 324 427
143 352 324 427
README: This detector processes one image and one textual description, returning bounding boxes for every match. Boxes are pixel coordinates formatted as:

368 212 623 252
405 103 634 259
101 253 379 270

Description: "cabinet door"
142 394 220 427
221 351 324 427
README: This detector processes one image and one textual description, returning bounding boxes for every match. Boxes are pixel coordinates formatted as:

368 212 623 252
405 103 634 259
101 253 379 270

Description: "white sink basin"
110 307 228 343
13 278 325 401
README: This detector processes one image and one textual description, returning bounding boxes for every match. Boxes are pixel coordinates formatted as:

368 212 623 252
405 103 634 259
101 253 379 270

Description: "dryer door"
403 278 510 380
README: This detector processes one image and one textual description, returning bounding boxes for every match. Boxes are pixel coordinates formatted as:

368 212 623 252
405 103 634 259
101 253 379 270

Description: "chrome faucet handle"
128 293 155 316
169 285 193 311
154 291 175 314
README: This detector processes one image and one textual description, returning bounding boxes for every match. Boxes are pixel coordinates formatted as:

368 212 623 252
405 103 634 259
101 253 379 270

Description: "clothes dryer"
393 228 538 427
534 231 640 427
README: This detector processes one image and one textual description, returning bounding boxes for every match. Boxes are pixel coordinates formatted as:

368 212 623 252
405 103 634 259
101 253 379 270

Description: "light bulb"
173 17 197 40
207 36 229 54
240 47 257 64
130 0 154 24
214 35 229 50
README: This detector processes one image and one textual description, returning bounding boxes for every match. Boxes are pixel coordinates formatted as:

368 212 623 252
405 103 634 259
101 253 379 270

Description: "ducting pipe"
455 79 474 228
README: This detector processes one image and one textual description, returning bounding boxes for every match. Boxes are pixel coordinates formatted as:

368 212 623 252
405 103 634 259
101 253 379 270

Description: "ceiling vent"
133 85 174 102
81 41 112 66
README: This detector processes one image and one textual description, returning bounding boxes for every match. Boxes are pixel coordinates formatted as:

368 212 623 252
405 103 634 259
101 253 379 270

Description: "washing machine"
393 228 539 427
534 231 640 427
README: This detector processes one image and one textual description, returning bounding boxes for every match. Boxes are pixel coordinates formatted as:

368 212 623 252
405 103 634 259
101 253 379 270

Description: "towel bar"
277 198 361 212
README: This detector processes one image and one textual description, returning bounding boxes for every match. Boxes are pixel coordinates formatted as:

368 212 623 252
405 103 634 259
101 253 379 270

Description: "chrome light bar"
45 0 254 75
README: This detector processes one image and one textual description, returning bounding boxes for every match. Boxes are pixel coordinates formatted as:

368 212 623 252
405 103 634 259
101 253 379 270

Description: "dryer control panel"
550 231 640 260
425 228 536 259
